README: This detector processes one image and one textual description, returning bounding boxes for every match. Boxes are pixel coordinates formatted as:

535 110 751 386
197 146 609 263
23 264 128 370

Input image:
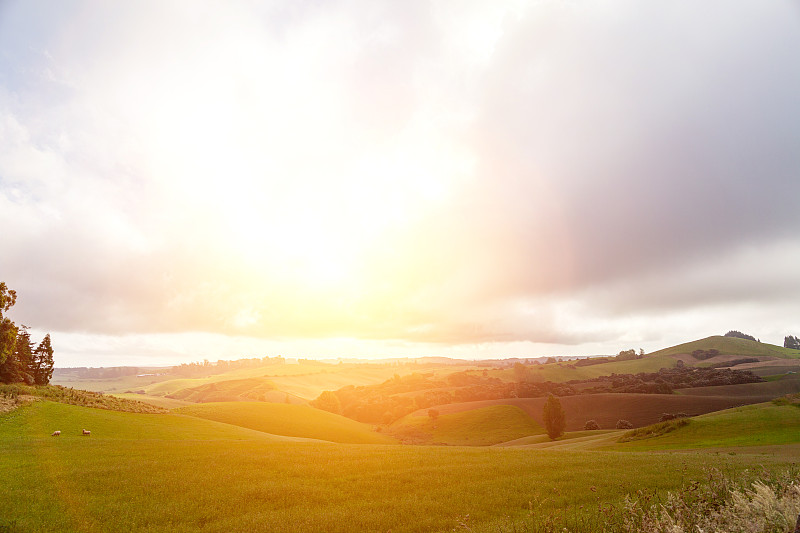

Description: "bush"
616 419 633 429
584 420 600 430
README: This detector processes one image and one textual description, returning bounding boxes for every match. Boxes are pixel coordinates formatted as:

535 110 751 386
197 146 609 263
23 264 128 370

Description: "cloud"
1 0 799 363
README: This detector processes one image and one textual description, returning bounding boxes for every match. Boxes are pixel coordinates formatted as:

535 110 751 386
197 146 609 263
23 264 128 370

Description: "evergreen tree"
542 394 566 440
786 336 800 350
14 327 34 384
33 334 55 385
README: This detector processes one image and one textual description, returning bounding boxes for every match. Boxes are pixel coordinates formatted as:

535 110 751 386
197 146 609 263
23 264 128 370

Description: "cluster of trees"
724 330 758 342
574 366 762 394
0 282 54 385
785 336 800 350
311 364 763 425
691 349 720 360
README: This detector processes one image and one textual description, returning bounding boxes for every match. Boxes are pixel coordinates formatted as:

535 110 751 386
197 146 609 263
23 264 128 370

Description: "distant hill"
649 336 800 359
164 378 301 403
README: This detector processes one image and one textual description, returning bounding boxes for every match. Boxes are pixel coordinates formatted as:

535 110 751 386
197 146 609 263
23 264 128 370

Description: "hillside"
389 405 543 445
410 393 768 431
5 399 792 533
649 335 800 359
610 397 800 451
174 402 396 444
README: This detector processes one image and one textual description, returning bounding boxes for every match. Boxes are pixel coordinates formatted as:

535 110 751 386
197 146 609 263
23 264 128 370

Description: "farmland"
6 335 800 532
2 399 797 533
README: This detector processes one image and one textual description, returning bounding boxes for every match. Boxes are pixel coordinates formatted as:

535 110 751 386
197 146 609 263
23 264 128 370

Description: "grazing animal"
51 430 61 436
82 429 91 436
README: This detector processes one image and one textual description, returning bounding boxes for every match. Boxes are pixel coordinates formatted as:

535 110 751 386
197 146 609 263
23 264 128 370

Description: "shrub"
583 420 600 430
616 419 633 429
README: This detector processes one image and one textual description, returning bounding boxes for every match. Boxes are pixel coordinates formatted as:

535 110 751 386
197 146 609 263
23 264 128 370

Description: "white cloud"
1 1 799 364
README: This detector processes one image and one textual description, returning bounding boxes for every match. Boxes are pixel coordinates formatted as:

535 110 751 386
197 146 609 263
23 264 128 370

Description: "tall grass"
484 467 800 533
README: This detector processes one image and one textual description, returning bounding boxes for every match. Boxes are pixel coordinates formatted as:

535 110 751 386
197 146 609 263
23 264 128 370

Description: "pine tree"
542 394 566 440
14 327 34 384
33 334 55 385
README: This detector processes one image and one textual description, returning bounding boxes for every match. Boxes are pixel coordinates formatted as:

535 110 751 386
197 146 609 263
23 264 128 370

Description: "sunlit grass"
174 401 396 444
390 405 542 445
2 400 795 532
611 402 800 451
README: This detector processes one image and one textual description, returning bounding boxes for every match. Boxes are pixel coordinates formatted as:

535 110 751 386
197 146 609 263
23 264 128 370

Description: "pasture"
2 399 796 533
173 402 395 444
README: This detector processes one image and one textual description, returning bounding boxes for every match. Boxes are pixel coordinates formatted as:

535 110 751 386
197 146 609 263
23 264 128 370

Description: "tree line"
0 282 54 385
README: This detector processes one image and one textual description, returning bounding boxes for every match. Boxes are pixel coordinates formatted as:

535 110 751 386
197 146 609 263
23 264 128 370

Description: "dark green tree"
0 282 18 367
542 394 566 440
33 333 55 385
785 336 800 350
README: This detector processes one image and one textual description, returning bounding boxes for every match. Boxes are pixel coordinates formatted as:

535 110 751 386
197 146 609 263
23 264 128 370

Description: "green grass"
610 401 800 450
174 402 396 444
2 400 793 533
649 335 800 359
390 405 542 445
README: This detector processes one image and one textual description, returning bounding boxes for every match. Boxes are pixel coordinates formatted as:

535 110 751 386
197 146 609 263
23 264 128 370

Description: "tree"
0 282 17 366
3 327 33 384
785 336 800 350
724 330 756 342
542 394 566 440
32 333 55 385
311 390 342 415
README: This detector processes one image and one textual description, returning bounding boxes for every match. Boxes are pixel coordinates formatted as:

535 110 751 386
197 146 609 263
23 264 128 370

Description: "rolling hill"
649 335 800 359
174 402 396 444
389 405 543 445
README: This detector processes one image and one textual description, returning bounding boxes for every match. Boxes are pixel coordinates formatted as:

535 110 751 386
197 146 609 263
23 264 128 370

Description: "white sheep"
82 429 91 436
51 430 61 436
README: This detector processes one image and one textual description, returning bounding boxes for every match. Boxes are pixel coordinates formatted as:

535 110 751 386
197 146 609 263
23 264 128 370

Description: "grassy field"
408 392 764 431
3 399 796 533
389 405 543 445
610 400 800 451
174 402 396 444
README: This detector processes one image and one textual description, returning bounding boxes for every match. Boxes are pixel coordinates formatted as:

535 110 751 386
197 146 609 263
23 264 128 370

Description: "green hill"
650 336 800 359
174 402 396 444
389 405 542 445
610 398 800 451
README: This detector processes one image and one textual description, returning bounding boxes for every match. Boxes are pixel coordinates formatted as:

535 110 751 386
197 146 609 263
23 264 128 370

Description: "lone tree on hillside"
542 394 566 440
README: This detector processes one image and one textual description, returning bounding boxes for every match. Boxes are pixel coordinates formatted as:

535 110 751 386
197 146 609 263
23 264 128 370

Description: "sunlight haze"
1 1 799 366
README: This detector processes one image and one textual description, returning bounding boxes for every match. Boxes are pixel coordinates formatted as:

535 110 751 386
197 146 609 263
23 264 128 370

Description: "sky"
1 1 799 367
